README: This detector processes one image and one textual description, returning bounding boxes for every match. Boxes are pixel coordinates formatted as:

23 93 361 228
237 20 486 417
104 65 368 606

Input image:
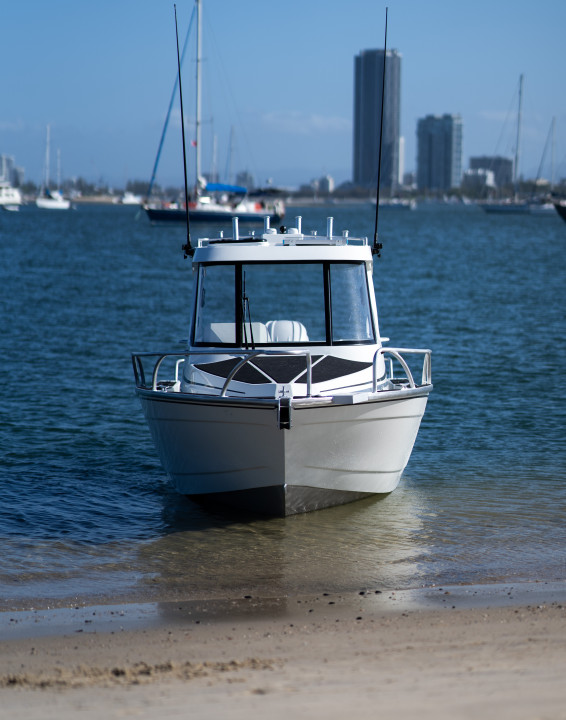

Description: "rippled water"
1 202 565 610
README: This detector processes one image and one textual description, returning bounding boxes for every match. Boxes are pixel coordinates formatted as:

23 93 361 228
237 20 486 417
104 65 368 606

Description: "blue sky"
1 0 565 189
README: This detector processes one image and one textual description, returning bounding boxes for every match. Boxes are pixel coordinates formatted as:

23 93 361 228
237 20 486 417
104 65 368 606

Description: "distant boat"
482 75 528 215
36 125 71 210
121 191 143 205
145 182 285 225
143 0 285 226
0 182 23 211
554 201 566 223
482 199 530 214
370 197 417 210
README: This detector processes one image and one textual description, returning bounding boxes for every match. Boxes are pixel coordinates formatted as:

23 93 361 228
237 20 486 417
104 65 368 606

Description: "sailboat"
482 75 530 215
143 0 284 226
36 125 71 210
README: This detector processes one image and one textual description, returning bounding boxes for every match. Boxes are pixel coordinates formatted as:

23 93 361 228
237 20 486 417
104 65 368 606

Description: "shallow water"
0 202 565 610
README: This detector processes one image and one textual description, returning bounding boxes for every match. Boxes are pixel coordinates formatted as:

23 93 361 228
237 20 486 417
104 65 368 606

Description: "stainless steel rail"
373 348 432 391
132 346 431 396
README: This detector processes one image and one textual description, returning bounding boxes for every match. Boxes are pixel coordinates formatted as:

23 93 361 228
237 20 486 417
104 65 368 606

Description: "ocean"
1 202 565 611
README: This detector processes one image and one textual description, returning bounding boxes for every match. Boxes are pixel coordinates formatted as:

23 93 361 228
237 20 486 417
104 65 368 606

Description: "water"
1 202 565 611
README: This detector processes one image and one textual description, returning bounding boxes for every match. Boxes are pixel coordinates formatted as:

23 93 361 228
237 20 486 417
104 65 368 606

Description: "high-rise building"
469 156 512 189
353 49 401 191
416 114 463 191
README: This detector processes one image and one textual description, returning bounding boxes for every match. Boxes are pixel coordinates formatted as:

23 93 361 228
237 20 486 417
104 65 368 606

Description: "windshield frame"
191 260 376 348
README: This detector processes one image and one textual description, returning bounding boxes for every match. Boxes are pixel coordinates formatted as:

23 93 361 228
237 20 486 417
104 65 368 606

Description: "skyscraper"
416 114 463 191
353 49 401 191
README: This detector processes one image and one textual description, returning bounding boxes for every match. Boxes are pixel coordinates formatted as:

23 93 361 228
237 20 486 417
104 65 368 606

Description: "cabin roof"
193 226 372 263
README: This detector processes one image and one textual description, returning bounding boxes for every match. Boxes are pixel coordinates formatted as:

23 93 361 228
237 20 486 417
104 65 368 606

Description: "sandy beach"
1 582 565 719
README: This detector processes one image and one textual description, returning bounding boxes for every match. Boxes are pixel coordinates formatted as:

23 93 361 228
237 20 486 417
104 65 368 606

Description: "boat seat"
266 320 309 343
202 322 269 344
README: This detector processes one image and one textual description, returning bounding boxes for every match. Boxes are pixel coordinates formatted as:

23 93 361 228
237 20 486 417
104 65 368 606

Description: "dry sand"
1 582 565 720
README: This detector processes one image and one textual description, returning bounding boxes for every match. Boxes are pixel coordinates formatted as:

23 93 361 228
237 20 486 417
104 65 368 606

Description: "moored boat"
36 126 71 210
132 215 432 516
554 201 566 223
144 183 284 225
143 0 285 227
0 182 23 211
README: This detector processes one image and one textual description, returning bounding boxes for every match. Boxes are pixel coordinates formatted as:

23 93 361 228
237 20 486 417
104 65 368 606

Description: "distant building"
416 114 462 192
461 168 495 194
469 156 512 189
403 171 416 189
353 48 401 192
319 175 335 194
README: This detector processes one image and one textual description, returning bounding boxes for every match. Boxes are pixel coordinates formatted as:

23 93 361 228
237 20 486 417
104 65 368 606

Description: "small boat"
132 6 431 517
371 197 417 211
120 191 143 205
0 182 23 211
36 188 71 210
36 126 71 210
554 201 566 223
482 199 530 214
132 216 432 516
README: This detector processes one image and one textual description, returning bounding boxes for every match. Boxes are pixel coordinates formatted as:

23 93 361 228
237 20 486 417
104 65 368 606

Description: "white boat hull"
36 196 71 210
136 388 429 516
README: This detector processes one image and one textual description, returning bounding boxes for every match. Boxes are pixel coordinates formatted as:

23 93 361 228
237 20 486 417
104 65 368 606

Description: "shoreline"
1 581 565 719
2 579 566 642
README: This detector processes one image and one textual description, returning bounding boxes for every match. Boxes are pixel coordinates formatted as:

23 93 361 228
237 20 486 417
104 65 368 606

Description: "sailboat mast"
551 116 556 188
195 0 202 183
513 74 523 187
57 148 62 191
44 125 51 190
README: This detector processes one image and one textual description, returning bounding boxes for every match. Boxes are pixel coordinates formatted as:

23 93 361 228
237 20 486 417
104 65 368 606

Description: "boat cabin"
182 217 388 398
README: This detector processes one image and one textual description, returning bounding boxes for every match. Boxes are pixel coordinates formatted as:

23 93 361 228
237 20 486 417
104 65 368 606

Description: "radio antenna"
373 7 388 257
174 4 193 258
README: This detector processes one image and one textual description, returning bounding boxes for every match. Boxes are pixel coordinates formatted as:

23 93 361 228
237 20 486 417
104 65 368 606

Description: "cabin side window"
193 264 236 345
330 263 374 342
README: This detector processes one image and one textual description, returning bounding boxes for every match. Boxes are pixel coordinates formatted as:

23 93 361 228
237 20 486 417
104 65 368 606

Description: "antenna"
174 4 193 258
372 7 388 257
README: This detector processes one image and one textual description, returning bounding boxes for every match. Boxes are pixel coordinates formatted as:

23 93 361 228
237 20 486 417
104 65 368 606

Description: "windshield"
192 261 374 346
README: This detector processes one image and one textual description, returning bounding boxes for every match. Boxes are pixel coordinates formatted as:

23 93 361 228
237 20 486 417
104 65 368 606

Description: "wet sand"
1 582 565 720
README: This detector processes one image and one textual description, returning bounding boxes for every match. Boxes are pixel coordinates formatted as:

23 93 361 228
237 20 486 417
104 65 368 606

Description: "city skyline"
1 0 565 189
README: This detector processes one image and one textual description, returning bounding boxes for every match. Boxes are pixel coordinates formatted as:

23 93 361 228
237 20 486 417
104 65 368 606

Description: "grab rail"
132 349 315 394
372 347 432 392
132 346 431 396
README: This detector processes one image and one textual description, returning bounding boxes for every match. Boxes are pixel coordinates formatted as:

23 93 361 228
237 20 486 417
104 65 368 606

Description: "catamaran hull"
136 388 429 516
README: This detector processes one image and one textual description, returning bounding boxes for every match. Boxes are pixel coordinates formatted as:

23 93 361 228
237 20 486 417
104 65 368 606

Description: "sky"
1 0 565 190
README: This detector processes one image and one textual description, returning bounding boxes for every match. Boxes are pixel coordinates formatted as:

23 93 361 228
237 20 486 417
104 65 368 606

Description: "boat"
131 6 431 517
482 75 529 215
554 201 566 223
143 0 285 226
370 197 417 210
36 126 71 210
120 191 143 205
0 182 23 211
132 215 432 516
145 182 285 225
